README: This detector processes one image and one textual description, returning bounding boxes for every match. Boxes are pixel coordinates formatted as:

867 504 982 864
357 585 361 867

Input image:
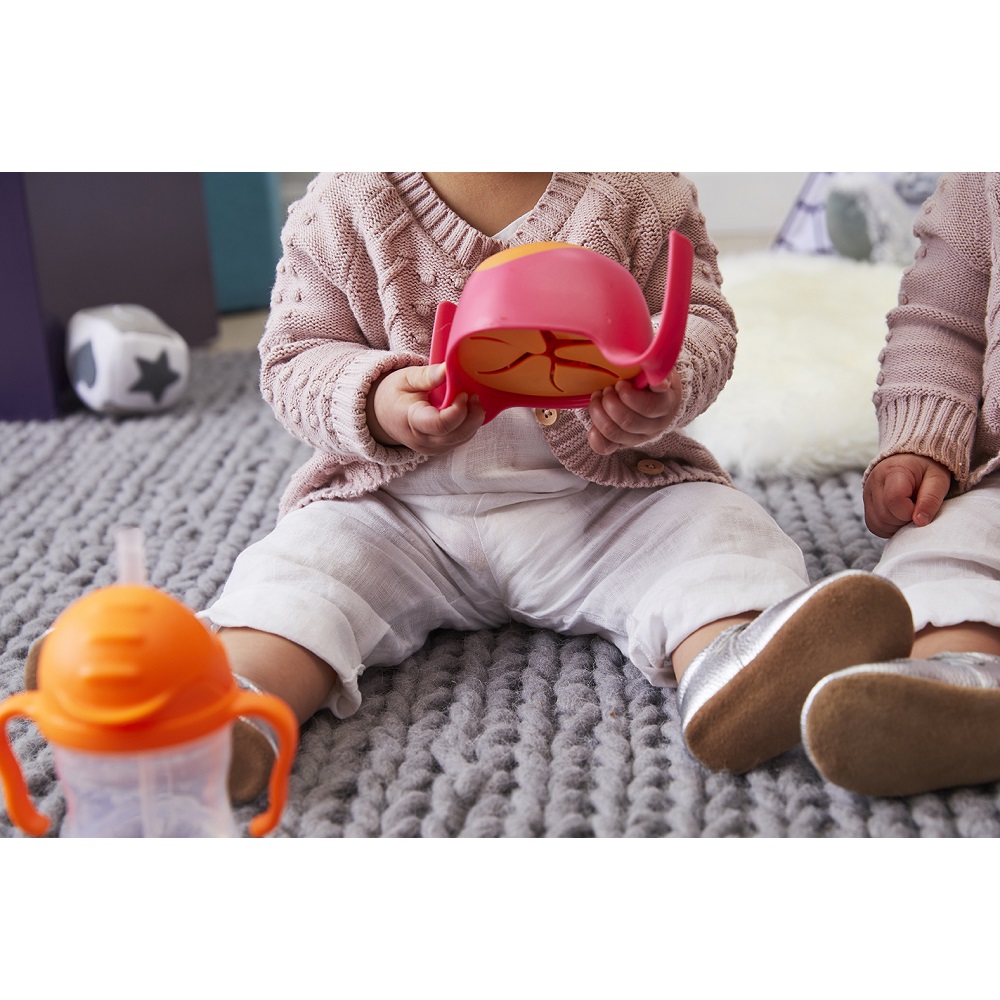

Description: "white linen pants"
203 410 808 717
873 469 1000 635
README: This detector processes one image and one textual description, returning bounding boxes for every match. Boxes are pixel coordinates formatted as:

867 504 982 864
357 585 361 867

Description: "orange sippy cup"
0 528 298 837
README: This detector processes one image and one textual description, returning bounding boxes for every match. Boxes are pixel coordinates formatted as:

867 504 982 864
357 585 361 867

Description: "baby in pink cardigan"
192 172 915 801
802 172 1000 798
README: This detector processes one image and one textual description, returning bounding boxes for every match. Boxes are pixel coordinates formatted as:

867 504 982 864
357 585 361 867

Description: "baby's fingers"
882 467 918 524
911 466 951 527
408 394 484 451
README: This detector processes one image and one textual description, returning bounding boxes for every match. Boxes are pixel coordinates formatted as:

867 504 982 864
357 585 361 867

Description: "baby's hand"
863 453 952 538
587 371 682 455
367 364 485 455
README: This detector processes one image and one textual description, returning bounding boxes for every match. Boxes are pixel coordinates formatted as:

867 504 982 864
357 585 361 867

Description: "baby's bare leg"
912 622 1000 659
219 627 337 725
671 614 758 682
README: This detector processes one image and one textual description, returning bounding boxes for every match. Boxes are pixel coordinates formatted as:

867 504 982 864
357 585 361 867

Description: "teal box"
202 172 283 313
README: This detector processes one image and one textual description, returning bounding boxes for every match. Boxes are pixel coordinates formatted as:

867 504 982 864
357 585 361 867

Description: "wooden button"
637 458 665 475
535 408 558 426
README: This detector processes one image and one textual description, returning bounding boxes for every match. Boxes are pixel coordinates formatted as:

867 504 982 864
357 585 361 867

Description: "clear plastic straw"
115 525 148 585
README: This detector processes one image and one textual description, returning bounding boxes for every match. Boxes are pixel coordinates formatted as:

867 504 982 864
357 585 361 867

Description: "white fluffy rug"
685 251 903 478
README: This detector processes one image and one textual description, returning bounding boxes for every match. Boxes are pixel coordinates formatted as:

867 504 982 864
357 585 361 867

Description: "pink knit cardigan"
869 172 1000 492
259 172 739 517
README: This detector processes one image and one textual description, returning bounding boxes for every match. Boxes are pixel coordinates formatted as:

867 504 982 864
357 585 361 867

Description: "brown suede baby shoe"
678 570 914 774
802 652 1000 797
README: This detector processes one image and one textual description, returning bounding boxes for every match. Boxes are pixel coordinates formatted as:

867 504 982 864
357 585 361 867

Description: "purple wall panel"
24 173 217 348
0 173 218 421
0 173 62 420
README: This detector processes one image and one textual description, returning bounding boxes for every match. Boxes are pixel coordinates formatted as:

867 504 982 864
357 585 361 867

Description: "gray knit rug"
4 350 1000 838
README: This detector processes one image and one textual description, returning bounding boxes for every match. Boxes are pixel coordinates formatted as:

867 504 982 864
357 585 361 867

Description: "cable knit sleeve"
866 172 992 487
539 173 736 489
258 180 428 470
639 174 738 433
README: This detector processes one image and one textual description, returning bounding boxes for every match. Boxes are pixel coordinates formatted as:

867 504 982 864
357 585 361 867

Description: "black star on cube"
129 350 182 403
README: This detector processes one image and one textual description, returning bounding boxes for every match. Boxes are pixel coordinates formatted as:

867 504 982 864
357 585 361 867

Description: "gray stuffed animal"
824 172 940 265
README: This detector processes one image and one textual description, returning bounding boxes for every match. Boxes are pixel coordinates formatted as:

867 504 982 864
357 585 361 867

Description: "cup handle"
639 229 693 388
230 691 299 837
0 693 51 836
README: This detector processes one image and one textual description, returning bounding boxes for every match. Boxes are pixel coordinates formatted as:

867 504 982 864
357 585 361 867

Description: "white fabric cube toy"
66 304 190 414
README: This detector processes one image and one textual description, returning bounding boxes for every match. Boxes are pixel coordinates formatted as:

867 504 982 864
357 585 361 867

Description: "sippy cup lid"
32 584 250 753
0 528 298 836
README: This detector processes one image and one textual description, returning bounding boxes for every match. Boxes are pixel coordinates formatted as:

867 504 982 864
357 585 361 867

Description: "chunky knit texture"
259 172 738 517
7 350 1000 837
869 172 1000 491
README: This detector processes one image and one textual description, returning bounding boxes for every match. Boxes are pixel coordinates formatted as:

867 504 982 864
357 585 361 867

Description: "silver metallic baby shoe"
802 651 1000 797
677 570 914 775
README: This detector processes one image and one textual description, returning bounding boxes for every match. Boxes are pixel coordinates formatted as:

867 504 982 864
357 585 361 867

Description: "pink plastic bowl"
429 229 694 422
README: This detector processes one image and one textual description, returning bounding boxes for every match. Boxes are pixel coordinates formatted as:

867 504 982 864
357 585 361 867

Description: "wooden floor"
206 309 268 354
